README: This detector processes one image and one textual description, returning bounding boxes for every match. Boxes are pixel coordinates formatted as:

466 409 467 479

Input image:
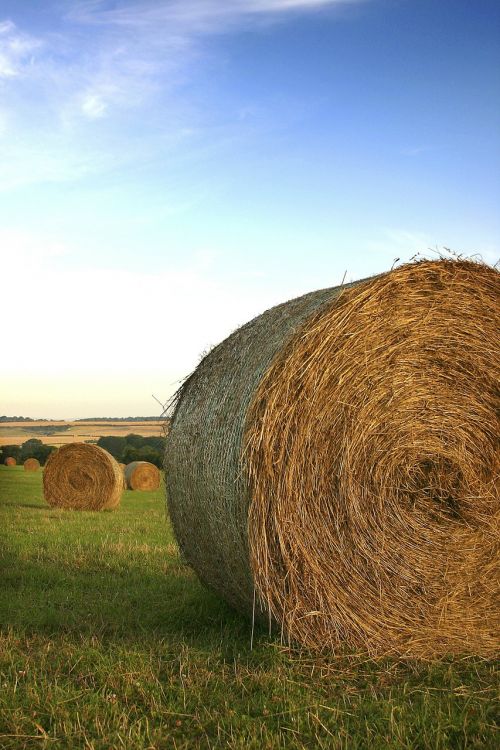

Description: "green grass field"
0 465 498 749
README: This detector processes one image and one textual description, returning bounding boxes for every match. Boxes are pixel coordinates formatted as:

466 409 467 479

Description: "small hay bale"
43 443 122 511
125 461 160 491
165 259 500 657
23 458 40 472
118 462 127 489
4 457 16 466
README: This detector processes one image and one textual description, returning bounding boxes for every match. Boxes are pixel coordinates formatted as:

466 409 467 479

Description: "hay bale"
23 458 40 472
165 259 500 657
118 462 127 489
125 461 160 491
4 457 16 466
43 443 122 511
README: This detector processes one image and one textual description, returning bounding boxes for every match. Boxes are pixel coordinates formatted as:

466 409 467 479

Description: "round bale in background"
118 462 127 489
4 457 16 466
125 461 160 491
166 259 500 658
23 458 40 472
43 443 122 511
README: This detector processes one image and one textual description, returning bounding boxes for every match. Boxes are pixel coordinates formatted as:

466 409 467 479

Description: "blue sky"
1 0 499 418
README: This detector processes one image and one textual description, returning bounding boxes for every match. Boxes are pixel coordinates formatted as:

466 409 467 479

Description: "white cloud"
0 19 40 78
81 91 108 119
0 0 367 187
57 1 363 120
70 0 358 28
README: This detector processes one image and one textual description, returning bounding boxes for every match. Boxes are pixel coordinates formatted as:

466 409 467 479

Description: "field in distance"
0 420 165 447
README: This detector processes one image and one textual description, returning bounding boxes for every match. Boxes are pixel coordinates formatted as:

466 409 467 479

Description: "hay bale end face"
23 458 40 472
43 443 122 511
125 461 160 491
4 457 16 466
165 259 500 657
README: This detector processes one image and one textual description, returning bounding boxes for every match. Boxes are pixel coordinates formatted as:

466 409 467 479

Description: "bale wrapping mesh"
23 458 40 472
125 461 160 491
165 260 500 656
43 443 122 511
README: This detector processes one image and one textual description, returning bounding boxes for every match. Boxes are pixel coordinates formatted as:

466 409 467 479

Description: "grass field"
0 466 498 749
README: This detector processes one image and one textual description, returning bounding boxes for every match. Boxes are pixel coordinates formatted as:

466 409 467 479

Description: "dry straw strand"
125 461 160 491
23 458 40 472
165 259 500 657
43 443 122 511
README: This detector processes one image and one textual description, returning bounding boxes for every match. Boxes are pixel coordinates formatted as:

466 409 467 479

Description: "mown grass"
0 465 498 749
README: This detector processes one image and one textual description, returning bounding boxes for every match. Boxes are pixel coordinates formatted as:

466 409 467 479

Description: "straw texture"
43 443 122 511
166 259 500 656
125 461 160 491
23 458 40 472
4 457 17 466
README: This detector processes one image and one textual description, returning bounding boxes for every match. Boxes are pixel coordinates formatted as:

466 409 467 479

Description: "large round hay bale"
125 461 160 491
4 457 16 466
43 443 122 511
166 259 500 657
23 458 40 472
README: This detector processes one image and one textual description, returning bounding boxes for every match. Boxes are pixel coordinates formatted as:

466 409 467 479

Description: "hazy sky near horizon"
1 0 499 419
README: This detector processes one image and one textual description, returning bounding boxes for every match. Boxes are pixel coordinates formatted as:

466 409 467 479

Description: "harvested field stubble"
23 457 40 471
166 259 500 657
125 461 160 491
43 443 122 511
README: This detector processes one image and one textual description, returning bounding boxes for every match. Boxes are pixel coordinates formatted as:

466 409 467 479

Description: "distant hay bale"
165 259 500 657
119 462 127 489
43 443 122 511
125 461 160 491
23 458 40 472
4 457 16 466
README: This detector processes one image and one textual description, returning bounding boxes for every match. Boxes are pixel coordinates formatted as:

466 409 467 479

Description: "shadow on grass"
0 545 264 653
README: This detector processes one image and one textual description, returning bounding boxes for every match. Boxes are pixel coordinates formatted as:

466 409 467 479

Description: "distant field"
0 420 165 447
0 466 498 749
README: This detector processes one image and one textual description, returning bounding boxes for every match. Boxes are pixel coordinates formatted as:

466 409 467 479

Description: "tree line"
1 434 166 468
1 439 55 465
96 434 165 468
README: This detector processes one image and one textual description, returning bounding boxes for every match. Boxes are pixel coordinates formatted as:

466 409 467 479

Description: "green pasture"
0 465 498 749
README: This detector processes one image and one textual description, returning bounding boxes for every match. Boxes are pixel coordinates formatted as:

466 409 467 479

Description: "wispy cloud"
69 0 359 29
0 19 41 78
365 228 434 261
3 1 360 118
401 145 433 157
0 0 366 189
64 0 362 120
